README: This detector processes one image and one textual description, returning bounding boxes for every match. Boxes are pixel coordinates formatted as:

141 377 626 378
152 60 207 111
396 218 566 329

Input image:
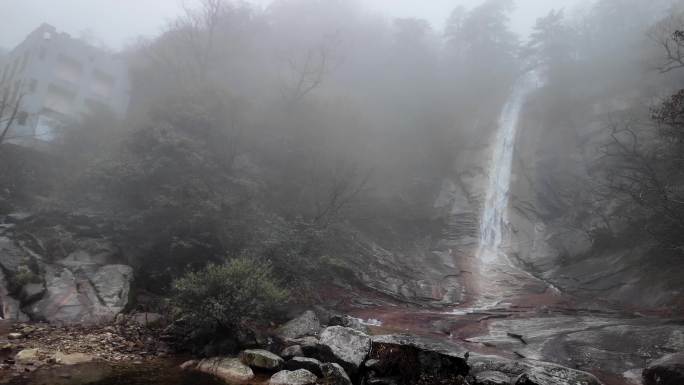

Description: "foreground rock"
197 357 255 383
370 334 470 380
319 326 371 374
643 352 684 385
285 357 323 377
322 362 352 385
15 348 41 364
270 369 318 385
278 311 321 339
53 352 96 365
240 349 284 371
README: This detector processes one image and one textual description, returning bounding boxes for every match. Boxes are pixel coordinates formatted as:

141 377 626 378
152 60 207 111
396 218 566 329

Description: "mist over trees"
518 0 684 256
4 0 684 300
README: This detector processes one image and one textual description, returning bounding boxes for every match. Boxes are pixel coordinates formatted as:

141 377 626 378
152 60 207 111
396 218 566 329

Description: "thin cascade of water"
477 73 539 264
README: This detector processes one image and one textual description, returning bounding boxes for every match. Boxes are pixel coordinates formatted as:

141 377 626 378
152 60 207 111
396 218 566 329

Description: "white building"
0 24 130 144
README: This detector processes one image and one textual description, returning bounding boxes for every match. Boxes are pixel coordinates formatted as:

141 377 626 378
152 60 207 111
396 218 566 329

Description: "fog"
1 1 684 384
1 0 585 49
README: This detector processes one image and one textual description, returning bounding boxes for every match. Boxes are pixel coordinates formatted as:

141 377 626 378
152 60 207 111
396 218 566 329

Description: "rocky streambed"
3 308 683 385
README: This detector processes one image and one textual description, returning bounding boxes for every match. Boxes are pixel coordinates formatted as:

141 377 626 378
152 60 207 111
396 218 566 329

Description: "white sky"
0 0 587 51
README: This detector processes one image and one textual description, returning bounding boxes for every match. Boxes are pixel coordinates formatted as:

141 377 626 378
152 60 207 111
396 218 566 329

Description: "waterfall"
477 73 538 264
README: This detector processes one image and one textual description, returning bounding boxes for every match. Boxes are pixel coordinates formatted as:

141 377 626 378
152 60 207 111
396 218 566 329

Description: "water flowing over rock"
471 73 551 305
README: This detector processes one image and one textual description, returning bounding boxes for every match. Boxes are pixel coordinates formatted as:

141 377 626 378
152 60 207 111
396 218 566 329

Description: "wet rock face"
474 370 511 385
27 262 133 324
468 354 602 385
0 215 134 324
643 353 684 385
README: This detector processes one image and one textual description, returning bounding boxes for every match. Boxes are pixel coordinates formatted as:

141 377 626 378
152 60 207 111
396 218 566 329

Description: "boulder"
53 352 96 365
322 362 352 385
240 349 284 371
643 352 684 385
28 263 133 324
278 311 321 339
371 334 470 378
281 345 304 359
15 348 41 364
285 357 323 377
319 326 371 374
475 371 511 385
269 369 318 385
197 357 255 383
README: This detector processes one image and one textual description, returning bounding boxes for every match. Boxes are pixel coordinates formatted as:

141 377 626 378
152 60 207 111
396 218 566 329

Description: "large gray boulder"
371 334 470 378
27 263 133 324
197 357 255 383
269 369 318 385
319 326 371 374
239 349 284 371
278 311 321 339
643 352 684 385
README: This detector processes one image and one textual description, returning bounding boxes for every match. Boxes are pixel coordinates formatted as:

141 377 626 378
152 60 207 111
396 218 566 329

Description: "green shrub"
171 258 288 335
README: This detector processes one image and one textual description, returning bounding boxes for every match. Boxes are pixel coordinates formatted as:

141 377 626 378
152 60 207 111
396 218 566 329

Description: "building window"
17 111 28 126
91 69 115 99
20 52 29 71
45 83 77 115
55 54 83 84
29 79 38 93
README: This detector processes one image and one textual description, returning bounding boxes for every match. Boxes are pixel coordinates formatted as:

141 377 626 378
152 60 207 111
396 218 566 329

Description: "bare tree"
0 90 24 147
648 11 684 73
312 163 371 226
